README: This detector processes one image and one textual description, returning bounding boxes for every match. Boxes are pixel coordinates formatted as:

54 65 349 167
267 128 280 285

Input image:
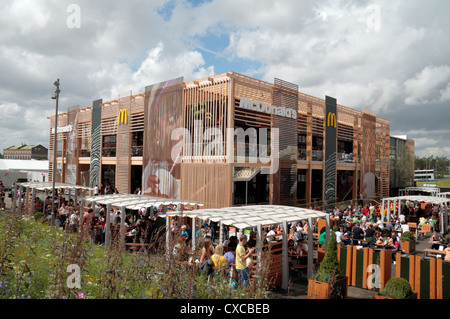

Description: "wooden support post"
367 248 374 289
409 254 415 292
346 245 353 286
430 257 436 299
414 255 421 298
351 246 357 287
379 249 392 290
437 258 443 299
362 247 369 289
395 252 402 278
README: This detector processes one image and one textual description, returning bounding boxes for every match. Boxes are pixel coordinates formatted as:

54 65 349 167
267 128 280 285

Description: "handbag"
199 258 214 276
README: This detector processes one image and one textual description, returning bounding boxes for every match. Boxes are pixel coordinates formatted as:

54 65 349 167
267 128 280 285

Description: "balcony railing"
102 147 116 157
131 146 143 157
312 150 323 161
298 149 307 161
234 142 271 159
80 150 91 158
338 153 356 163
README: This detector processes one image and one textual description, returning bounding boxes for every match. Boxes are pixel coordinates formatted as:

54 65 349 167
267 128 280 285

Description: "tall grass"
0 210 273 299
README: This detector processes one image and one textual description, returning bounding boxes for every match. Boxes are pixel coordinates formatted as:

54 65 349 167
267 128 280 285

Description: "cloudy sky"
0 0 449 157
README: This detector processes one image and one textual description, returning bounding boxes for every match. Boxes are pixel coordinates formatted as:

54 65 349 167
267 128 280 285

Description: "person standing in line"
235 235 254 287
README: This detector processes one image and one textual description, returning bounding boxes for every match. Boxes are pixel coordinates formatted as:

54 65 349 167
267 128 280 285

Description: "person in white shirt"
94 185 99 196
335 228 343 244
401 221 410 233
399 213 406 224
267 226 278 243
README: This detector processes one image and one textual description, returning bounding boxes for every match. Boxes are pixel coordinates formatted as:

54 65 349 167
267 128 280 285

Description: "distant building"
390 135 415 195
3 144 48 160
0 159 49 188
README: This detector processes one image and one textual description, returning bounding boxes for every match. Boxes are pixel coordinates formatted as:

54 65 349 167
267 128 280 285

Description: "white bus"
414 169 435 182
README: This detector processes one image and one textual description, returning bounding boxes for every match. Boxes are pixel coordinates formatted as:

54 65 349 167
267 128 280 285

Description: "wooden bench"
418 224 433 238
423 248 445 259
408 222 417 234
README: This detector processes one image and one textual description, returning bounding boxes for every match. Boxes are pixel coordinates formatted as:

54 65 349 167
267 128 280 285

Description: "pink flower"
77 292 85 299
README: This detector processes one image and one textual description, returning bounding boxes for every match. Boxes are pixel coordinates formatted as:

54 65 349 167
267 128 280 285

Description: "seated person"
296 239 308 265
342 227 352 246
429 232 440 250
385 236 394 248
318 227 327 245
375 235 385 246
352 223 364 244
173 236 188 261
444 244 450 262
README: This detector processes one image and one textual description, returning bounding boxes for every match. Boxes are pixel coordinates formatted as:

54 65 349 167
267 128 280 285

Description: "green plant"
313 231 341 283
379 277 413 299
33 212 44 222
444 234 450 242
400 231 415 242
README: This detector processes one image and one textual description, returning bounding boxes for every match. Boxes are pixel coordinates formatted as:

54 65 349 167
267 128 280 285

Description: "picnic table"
423 248 445 259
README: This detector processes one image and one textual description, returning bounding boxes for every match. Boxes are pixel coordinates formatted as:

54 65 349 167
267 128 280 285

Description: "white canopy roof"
81 194 203 210
0 159 49 171
164 205 329 229
382 195 450 205
18 181 94 191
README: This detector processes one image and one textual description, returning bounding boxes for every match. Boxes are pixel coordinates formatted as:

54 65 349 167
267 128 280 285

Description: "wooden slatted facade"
48 71 391 208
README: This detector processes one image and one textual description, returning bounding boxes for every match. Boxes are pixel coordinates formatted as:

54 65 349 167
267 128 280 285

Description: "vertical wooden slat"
395 252 402 278
409 254 415 291
430 257 436 299
415 255 421 298
437 258 443 299
351 246 357 286
346 245 352 286
362 247 369 289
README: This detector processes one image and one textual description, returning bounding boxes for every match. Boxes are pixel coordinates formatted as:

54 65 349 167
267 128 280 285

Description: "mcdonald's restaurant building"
48 72 391 209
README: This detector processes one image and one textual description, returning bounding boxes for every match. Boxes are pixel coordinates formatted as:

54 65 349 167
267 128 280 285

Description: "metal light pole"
51 79 60 226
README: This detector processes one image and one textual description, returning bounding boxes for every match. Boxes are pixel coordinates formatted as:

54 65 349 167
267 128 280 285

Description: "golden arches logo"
118 109 128 125
327 112 336 128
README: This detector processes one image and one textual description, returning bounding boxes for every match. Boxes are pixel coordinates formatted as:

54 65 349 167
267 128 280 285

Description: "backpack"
199 258 214 276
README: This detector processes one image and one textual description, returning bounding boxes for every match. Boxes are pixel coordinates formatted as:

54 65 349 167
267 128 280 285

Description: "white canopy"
382 195 449 205
164 205 329 229
81 194 203 210
165 204 330 289
19 181 94 191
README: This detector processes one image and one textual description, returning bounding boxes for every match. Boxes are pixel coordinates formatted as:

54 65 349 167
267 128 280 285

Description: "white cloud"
404 65 450 105
0 0 449 159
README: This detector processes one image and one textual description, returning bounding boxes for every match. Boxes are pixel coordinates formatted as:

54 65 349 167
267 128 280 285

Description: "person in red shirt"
82 209 96 243
363 204 369 217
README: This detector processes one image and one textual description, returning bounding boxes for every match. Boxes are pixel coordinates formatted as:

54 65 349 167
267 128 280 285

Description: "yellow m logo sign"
118 109 128 125
327 112 336 128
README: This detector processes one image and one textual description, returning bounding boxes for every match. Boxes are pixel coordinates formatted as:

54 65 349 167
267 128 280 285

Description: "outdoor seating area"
163 205 332 290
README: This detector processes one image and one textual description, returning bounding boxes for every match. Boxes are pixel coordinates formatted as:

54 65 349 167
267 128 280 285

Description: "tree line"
415 155 450 175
